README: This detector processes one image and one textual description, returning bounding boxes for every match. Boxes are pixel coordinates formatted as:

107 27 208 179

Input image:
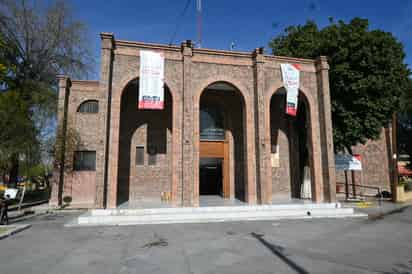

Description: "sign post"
335 154 362 200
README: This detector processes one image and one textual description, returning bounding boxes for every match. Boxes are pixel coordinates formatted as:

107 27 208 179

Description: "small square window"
73 151 96 171
136 146 144 165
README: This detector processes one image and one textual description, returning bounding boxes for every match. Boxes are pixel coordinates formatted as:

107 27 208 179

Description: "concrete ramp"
67 203 366 226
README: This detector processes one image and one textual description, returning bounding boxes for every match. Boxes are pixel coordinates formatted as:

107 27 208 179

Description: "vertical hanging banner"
138 50 165 109
280 63 300 116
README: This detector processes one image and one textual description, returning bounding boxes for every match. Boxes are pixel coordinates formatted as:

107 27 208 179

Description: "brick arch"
106 76 181 208
264 84 323 202
192 78 257 205
76 99 99 113
115 75 181 106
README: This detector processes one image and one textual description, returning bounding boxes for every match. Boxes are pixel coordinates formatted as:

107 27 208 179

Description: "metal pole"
392 112 398 202
344 170 349 200
351 170 356 199
197 0 202 48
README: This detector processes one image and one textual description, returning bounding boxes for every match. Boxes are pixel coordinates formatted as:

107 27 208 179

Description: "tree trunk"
8 154 19 188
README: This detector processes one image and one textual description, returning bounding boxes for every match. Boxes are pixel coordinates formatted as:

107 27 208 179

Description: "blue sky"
70 0 412 79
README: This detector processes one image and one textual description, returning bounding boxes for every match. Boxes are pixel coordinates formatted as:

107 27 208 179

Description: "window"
200 106 225 140
77 100 99 113
136 146 144 165
73 151 96 171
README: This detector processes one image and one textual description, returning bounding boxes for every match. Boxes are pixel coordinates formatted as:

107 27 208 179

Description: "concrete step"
89 203 343 216
69 203 366 227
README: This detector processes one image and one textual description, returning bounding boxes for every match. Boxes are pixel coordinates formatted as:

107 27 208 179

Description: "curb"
8 200 49 212
367 204 412 220
0 224 31 240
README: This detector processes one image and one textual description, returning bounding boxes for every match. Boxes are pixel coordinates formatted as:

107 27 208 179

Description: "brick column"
181 41 196 206
316 56 336 202
98 32 115 208
253 48 271 204
50 75 71 207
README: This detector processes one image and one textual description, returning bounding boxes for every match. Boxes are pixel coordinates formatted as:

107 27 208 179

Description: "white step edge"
71 212 367 227
72 208 366 227
90 203 342 216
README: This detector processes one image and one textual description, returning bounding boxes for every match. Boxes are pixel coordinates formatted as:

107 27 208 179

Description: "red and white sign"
335 154 362 171
138 50 165 109
280 63 300 116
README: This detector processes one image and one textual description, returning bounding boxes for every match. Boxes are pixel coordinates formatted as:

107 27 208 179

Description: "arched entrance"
117 79 173 205
198 82 246 202
269 88 315 201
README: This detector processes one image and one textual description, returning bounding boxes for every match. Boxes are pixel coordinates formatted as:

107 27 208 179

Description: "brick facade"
50 33 346 209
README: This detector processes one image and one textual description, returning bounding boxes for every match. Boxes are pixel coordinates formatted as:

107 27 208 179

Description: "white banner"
139 50 165 109
335 154 362 171
280 64 300 116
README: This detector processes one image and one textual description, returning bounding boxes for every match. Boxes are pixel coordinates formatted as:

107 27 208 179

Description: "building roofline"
114 38 317 64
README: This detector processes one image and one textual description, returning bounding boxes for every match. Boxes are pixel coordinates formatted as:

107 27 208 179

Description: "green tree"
269 18 412 152
0 91 37 186
0 0 92 184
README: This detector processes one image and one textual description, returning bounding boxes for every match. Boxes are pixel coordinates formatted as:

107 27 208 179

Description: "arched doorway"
269 88 314 201
198 82 246 202
117 79 173 205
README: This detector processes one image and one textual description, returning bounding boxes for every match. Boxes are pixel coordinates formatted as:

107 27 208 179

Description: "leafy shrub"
404 180 412 192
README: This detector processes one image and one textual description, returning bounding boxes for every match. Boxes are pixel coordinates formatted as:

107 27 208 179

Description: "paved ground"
1 207 412 274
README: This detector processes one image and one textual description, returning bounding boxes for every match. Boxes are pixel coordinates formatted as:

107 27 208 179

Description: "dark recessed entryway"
199 158 223 195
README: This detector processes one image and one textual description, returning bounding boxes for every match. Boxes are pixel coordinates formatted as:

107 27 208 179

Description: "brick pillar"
99 32 115 208
50 75 71 207
316 56 336 202
253 48 271 204
181 40 196 206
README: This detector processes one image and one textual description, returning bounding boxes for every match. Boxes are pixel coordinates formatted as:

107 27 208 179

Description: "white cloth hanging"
300 166 311 199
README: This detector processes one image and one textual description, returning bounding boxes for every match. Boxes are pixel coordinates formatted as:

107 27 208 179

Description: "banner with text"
280 63 300 116
138 50 165 109
335 154 362 171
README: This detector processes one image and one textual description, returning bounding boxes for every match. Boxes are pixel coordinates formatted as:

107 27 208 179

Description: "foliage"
405 180 412 192
0 91 37 176
53 123 81 172
398 112 412 164
269 18 412 151
0 0 92 182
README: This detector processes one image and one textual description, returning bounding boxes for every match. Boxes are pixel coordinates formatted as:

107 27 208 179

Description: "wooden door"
200 140 230 198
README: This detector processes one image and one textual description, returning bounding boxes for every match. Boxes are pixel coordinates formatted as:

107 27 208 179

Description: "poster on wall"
138 50 165 109
280 63 300 116
335 154 362 171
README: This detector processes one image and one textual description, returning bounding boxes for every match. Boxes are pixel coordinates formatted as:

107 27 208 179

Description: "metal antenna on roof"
169 0 191 46
196 0 202 48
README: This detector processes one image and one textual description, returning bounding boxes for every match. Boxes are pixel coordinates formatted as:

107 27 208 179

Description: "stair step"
69 205 366 226
89 203 342 216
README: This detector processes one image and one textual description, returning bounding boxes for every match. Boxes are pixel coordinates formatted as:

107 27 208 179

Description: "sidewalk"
341 200 412 219
0 224 31 240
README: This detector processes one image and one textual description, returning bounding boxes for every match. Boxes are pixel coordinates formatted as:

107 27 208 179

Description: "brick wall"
117 81 173 203
336 128 392 197
53 34 342 208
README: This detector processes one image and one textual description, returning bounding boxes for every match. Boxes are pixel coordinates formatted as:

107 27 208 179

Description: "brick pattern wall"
54 35 343 208
270 93 292 200
117 82 173 203
336 128 392 196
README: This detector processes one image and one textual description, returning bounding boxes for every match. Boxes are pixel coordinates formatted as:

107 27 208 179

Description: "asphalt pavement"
1 207 412 274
